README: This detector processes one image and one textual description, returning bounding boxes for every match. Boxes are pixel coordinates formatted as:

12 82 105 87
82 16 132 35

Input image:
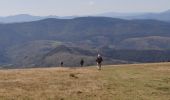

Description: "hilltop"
0 62 170 100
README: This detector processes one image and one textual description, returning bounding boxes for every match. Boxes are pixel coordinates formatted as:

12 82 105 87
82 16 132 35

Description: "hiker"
80 59 84 67
60 61 64 67
96 54 103 70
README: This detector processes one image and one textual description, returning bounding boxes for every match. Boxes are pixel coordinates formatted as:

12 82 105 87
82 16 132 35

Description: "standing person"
80 59 84 67
96 54 103 70
60 61 63 67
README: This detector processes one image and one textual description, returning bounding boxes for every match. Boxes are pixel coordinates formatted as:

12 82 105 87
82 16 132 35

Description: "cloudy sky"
0 0 170 16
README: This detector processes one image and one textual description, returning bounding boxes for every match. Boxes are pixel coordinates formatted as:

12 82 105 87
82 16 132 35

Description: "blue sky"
0 0 170 16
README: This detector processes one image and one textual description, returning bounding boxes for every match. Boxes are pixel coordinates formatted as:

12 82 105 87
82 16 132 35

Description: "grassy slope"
0 63 170 100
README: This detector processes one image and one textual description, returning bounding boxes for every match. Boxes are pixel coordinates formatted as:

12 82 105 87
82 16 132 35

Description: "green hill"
0 62 170 100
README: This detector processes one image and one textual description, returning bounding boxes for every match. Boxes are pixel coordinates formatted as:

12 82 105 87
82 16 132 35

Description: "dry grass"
0 63 170 100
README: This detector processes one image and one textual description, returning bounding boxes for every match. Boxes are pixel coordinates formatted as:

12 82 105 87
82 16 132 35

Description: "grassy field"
0 63 170 100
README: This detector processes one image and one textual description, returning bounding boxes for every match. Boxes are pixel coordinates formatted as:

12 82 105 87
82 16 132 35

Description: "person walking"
80 59 84 67
60 61 64 67
96 54 103 70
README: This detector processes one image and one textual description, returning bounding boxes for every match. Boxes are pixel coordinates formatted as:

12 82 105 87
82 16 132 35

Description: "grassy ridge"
0 63 170 100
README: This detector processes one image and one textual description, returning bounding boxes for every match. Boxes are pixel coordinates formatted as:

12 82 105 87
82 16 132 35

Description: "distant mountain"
96 9 170 22
1 9 170 23
1 17 170 49
0 14 76 23
0 14 44 23
0 17 170 68
126 10 170 21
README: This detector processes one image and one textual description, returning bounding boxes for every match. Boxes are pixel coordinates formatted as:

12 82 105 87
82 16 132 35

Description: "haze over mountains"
98 9 170 22
0 16 170 68
0 14 75 23
0 9 170 23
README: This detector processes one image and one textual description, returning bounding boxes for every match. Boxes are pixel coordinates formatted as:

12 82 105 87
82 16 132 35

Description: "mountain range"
1 17 170 68
96 9 170 22
0 14 75 23
0 9 170 23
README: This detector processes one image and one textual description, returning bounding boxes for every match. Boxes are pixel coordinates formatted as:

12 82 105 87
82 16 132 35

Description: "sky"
0 0 170 16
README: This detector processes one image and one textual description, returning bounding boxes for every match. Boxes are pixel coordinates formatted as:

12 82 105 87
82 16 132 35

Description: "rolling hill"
5 41 131 68
1 17 170 67
0 63 170 100
1 17 170 49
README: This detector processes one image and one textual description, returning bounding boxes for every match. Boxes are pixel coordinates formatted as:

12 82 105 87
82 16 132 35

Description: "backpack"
96 57 103 63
